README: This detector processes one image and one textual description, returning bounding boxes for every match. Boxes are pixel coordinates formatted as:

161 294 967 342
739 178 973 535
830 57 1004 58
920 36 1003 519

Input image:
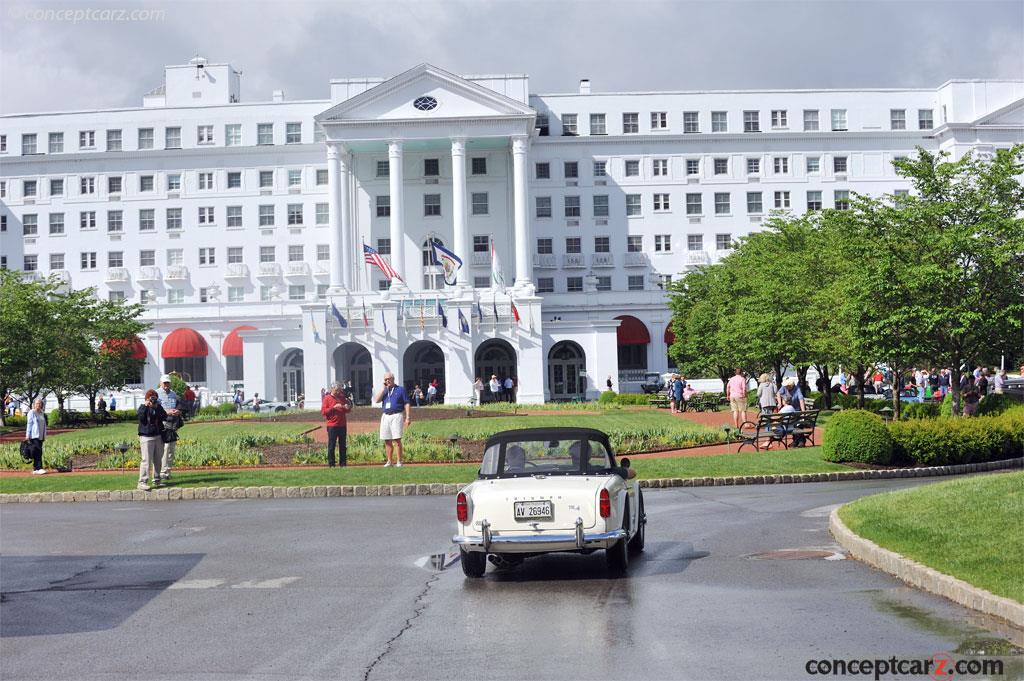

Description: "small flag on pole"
361 299 369 327
458 309 469 334
331 302 348 328
310 313 322 343
475 301 484 324
363 243 404 282
381 308 388 335
492 298 499 322
490 238 506 292
429 240 463 286
437 299 448 328
511 300 521 325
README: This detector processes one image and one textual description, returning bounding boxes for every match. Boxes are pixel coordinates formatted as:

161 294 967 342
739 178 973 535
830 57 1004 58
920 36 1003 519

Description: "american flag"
363 243 404 282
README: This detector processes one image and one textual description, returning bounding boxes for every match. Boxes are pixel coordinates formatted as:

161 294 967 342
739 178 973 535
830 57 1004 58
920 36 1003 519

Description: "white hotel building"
1 60 1022 405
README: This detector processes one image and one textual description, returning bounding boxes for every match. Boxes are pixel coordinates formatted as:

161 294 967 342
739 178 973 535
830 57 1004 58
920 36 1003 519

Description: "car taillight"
599 488 611 518
456 492 468 522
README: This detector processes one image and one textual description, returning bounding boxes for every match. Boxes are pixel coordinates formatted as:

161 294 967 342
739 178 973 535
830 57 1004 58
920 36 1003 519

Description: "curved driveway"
2 477 1021 680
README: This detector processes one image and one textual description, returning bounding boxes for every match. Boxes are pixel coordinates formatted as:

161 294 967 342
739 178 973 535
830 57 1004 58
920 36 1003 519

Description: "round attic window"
413 96 438 111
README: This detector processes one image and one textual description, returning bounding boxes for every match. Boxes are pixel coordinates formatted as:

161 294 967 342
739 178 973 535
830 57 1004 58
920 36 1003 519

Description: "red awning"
614 315 651 346
664 325 676 346
222 325 257 357
161 328 209 358
101 336 147 360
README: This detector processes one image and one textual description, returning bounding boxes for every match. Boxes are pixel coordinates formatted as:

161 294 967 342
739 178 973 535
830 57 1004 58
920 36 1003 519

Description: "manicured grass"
839 472 1024 603
45 421 315 445
0 446 850 493
408 411 721 440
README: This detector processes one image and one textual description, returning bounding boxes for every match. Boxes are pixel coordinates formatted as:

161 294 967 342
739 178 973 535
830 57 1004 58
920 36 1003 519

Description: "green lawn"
408 411 720 440
0 446 850 493
839 472 1024 603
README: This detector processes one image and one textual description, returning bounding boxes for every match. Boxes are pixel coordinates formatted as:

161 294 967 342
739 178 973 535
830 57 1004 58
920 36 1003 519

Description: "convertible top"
483 427 613 450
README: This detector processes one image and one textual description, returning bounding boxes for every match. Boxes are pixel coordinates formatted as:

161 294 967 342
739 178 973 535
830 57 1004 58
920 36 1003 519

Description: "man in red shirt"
321 381 352 467
182 385 197 418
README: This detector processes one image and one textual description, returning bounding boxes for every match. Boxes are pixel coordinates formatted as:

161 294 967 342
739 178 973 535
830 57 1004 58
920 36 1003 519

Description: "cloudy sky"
1 0 1021 114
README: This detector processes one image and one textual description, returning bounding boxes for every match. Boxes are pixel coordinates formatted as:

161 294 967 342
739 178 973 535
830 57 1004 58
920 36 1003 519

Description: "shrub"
978 392 1023 417
3 415 27 428
822 409 893 465
614 393 653 406
889 407 1024 466
940 392 954 417
900 402 940 420
598 390 618 405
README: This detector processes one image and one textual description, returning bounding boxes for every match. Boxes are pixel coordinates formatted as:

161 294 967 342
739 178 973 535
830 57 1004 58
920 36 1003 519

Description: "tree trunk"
773 362 785 389
717 366 732 393
87 391 97 416
814 364 833 409
796 366 811 397
891 364 903 420
856 364 866 409
950 367 962 417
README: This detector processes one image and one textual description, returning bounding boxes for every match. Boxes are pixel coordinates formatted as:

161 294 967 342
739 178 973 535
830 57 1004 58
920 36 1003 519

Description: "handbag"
20 439 32 462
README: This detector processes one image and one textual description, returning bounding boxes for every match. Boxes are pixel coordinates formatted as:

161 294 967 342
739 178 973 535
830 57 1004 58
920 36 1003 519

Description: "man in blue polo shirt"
374 372 411 467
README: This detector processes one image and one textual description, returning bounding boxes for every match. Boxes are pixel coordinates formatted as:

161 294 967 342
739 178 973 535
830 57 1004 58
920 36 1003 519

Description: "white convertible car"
453 427 646 577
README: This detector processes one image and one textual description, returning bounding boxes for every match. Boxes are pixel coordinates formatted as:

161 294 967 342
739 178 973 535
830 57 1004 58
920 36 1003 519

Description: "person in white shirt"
489 375 501 403
503 376 515 403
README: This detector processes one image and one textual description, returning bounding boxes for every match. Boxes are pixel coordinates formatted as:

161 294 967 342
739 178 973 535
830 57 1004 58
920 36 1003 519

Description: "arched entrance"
475 339 517 403
280 348 304 402
548 341 586 401
615 315 650 382
333 342 373 405
403 340 445 401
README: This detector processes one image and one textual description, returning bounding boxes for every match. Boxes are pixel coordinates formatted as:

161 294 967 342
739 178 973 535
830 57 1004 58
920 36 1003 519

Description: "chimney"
272 89 285 102
579 79 591 95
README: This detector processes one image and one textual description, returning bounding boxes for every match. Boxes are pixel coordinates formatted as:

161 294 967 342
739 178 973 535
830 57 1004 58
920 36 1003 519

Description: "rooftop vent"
579 79 591 95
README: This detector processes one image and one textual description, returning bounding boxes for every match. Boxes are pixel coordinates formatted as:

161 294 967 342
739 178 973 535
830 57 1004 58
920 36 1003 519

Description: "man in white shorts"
374 372 411 467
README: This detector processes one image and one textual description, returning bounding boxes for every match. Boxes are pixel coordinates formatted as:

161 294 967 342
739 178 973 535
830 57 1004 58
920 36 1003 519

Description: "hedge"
888 407 1024 467
822 409 893 465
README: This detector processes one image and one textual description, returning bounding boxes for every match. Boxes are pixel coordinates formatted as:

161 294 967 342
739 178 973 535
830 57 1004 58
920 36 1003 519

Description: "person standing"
97 395 109 422
504 376 515 403
994 369 1007 394
137 389 167 490
938 369 950 397
426 382 437 405
321 382 351 467
374 372 411 467
726 368 749 429
757 374 777 414
109 395 117 412
976 370 990 400
233 390 242 412
252 393 262 413
962 378 981 416
606 375 613 392
489 374 502 403
473 377 483 406
872 369 884 394
157 375 182 481
26 399 47 475
183 384 197 418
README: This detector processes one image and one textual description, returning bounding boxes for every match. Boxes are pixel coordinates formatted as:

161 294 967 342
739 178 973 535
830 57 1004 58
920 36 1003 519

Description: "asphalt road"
1 477 1021 681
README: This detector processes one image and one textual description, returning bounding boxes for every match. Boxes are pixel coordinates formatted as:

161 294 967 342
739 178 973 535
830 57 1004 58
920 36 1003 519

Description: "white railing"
105 267 130 283
533 254 557 268
165 265 189 280
225 263 250 279
51 269 72 284
591 253 615 268
686 251 711 265
470 252 490 266
257 262 282 278
623 252 649 267
137 266 162 281
285 262 311 278
315 261 330 276
563 253 586 268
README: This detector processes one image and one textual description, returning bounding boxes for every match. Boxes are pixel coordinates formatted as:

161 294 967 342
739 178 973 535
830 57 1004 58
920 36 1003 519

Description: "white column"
326 144 346 293
451 137 469 292
511 135 533 293
388 140 408 292
339 152 353 290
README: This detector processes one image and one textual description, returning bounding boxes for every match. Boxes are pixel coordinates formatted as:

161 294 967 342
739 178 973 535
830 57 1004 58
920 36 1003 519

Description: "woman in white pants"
137 389 167 491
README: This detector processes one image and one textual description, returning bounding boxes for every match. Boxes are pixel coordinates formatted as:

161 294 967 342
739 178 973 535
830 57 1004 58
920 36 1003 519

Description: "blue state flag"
475 301 484 324
437 299 448 328
330 302 348 328
429 239 463 286
458 309 470 334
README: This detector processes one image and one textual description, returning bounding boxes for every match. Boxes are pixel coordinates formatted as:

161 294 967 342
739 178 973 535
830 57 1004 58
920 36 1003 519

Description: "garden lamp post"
448 434 459 465
115 441 130 477
879 406 893 424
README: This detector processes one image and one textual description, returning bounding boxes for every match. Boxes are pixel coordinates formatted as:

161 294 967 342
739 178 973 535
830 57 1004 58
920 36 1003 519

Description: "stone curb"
1 457 1019 506
829 506 1024 628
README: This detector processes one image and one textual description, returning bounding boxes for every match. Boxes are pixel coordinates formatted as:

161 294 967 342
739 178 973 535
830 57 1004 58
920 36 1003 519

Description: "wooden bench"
648 394 671 409
686 393 721 412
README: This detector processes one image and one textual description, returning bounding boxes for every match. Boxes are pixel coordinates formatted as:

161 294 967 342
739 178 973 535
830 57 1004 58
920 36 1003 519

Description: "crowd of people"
473 375 517 404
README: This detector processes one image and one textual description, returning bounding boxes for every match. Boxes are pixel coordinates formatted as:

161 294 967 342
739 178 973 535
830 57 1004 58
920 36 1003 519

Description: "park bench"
648 394 670 409
686 393 720 412
736 410 819 451
788 409 820 447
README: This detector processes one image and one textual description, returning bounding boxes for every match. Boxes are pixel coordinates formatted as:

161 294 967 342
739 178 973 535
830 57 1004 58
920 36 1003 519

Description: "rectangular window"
624 159 640 177
80 177 95 194
564 195 581 217
224 171 241 189
139 175 154 192
746 158 760 175
593 195 609 217
225 202 242 227
316 203 328 225
535 162 550 179
536 196 552 218
260 286 273 302
288 169 301 187
225 124 241 146
536 114 549 137
227 247 244 264
595 276 612 292
23 255 38 272
259 170 274 188
138 128 154 149
167 173 181 191
625 194 641 217
49 213 64 234
197 125 214 145
0 135 5 153
165 127 181 149
376 238 390 255
627 235 643 252
198 248 216 266
473 236 491 254
104 129 122 152
537 278 554 294
564 161 578 179
288 245 303 262
831 109 847 131
50 253 64 270
686 159 700 176
890 109 906 130
803 109 819 131
683 111 699 133
714 192 730 215
593 161 607 177
23 180 37 197
424 159 440 177
287 204 303 225
774 191 791 209
139 250 155 266
79 130 96 149
316 244 330 261
566 277 583 293
166 208 182 230
833 156 848 173
562 114 578 135
376 195 391 217
80 252 97 270
49 132 64 153
198 207 215 225
651 112 667 129
773 157 789 174
565 237 581 253
107 210 123 232
743 110 760 132
139 209 155 231
259 205 275 226
316 168 328 185
807 190 822 211
654 235 671 252
424 194 441 216
652 159 668 176
286 122 301 144
716 233 732 250
228 287 244 303
714 158 728 175
834 190 850 210
471 192 488 215
711 111 728 132
21 134 37 155
771 110 787 128
686 193 702 215
167 289 185 305
628 275 645 291
536 238 552 254
257 123 274 145
622 112 639 133
746 192 762 214
594 236 610 253
653 193 670 211
918 109 934 129
198 172 214 190
471 157 487 175
806 156 820 173
50 178 63 195
687 234 703 251
259 246 275 263
108 176 122 194
79 211 96 230
589 113 606 135
376 160 389 177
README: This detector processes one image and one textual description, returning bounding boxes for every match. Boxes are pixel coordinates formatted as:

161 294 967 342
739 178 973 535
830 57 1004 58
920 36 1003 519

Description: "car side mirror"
620 457 630 468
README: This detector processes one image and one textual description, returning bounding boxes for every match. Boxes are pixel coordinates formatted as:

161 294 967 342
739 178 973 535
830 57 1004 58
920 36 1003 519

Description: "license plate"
514 500 553 520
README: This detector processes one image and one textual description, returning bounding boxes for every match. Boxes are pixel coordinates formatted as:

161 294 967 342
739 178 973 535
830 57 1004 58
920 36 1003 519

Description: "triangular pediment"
316 64 534 123
973 97 1024 126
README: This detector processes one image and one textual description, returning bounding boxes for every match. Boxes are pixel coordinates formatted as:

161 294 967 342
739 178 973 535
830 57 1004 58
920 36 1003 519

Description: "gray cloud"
1 0 1021 114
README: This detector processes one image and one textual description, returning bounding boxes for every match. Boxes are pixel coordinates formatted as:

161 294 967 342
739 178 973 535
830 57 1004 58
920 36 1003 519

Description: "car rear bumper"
453 518 626 553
